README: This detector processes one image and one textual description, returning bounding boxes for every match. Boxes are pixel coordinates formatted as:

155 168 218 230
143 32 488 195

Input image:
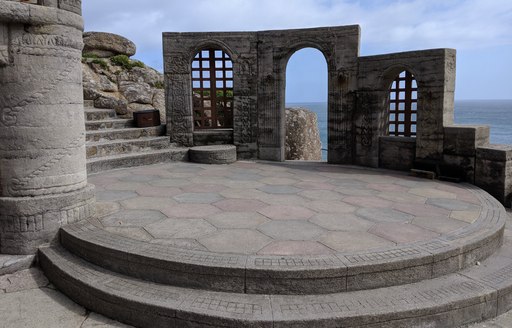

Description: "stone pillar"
0 0 95 254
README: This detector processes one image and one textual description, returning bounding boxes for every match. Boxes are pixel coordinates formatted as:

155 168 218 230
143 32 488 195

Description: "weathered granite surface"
83 32 136 58
0 0 95 254
285 108 322 161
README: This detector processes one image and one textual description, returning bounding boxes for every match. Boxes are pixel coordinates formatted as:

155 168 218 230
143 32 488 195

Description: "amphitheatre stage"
39 161 511 327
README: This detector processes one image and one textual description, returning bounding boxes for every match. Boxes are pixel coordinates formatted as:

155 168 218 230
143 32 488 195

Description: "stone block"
444 125 490 156
189 145 237 164
476 145 512 207
379 136 416 171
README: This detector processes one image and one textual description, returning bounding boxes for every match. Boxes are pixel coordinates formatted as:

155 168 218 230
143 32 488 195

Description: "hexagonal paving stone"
95 202 121 219
355 208 414 223
100 209 166 227
258 220 325 240
173 193 224 204
214 199 267 212
260 177 298 185
181 184 227 193
298 190 343 201
257 185 301 194
367 183 409 193
120 197 177 210
450 210 481 223
228 173 263 181
378 192 427 204
319 231 395 252
305 200 356 214
259 205 315 220
145 218 216 239
219 188 268 200
258 194 309 206
135 186 182 198
393 203 450 217
207 212 269 229
426 198 481 211
412 216 469 234
96 190 138 202
309 213 374 231
294 181 334 190
161 204 221 219
105 182 145 191
118 175 160 183
258 241 332 255
344 196 393 208
334 187 378 197
199 229 272 254
409 188 457 199
149 238 208 251
369 222 440 243
149 178 190 188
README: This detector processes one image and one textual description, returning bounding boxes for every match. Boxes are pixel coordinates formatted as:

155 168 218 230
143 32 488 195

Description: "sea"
287 100 512 161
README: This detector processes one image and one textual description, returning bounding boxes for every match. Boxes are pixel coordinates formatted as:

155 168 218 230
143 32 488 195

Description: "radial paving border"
59 185 507 295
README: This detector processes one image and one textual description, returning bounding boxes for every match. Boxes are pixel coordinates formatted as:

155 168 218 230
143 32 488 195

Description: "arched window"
191 49 233 129
389 71 418 137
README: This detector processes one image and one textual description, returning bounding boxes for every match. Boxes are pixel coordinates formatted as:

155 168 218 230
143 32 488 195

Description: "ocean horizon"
287 99 512 160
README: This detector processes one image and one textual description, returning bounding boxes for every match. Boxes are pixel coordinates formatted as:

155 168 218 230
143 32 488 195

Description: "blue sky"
82 0 512 102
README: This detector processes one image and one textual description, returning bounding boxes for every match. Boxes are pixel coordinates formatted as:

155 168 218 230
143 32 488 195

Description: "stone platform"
38 161 511 327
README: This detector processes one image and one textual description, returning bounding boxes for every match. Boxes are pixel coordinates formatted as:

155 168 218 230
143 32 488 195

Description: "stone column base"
0 184 96 255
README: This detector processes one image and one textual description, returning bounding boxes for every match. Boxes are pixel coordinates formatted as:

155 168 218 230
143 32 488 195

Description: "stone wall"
475 145 512 207
0 0 95 254
379 137 416 171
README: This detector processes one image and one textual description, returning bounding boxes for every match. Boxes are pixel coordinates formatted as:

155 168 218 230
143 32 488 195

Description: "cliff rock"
285 108 322 161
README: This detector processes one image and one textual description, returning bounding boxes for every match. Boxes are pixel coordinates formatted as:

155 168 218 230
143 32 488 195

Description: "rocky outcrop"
285 108 322 161
83 32 136 58
82 34 165 122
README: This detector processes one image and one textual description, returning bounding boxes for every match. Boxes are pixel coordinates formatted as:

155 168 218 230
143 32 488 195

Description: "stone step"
38 241 512 328
85 108 116 121
85 125 166 142
84 100 95 108
86 137 170 159
85 119 134 131
86 148 189 174
59 186 506 295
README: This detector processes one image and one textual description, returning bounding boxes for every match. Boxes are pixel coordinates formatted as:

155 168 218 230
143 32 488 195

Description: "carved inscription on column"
169 74 193 146
0 24 9 67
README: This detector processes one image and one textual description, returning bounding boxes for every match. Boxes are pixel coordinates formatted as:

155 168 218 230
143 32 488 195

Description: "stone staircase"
84 101 189 173
37 187 512 327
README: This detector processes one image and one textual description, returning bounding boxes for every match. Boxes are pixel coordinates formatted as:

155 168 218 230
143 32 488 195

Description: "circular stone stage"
40 161 509 328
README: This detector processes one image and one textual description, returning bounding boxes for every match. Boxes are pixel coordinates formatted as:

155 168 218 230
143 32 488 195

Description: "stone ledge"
0 1 83 30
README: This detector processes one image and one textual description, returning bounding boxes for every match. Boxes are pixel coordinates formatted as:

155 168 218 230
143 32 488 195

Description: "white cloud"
82 0 512 69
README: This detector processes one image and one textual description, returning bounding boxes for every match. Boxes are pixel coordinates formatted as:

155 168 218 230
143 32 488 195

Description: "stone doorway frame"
163 26 360 163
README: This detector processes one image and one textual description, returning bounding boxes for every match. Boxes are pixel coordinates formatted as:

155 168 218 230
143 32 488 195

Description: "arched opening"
285 47 328 161
191 49 234 130
388 71 418 137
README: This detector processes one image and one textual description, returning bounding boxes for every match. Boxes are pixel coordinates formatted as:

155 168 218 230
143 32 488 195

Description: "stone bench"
189 145 237 164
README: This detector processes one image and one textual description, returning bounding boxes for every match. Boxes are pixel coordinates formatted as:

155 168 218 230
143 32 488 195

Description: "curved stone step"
59 187 506 295
38 241 512 328
86 148 189 174
85 108 116 121
85 119 134 131
86 137 170 159
85 125 166 142
189 145 237 164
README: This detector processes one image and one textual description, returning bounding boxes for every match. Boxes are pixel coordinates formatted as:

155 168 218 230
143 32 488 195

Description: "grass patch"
110 55 145 70
91 59 108 70
82 52 100 59
153 81 165 89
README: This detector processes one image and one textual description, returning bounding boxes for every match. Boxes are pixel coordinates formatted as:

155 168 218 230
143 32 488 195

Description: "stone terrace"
88 161 483 256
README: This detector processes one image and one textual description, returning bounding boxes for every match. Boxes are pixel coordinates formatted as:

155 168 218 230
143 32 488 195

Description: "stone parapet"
476 145 512 207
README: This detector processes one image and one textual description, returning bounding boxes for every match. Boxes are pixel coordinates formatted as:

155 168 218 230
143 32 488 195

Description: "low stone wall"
379 136 416 170
476 145 512 207
285 108 322 161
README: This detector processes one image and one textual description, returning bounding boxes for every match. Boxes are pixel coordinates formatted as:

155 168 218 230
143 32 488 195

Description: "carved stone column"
0 0 95 254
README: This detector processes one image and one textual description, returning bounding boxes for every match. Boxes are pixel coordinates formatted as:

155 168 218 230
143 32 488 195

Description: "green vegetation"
91 59 108 70
82 52 100 59
153 81 165 89
110 55 145 70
